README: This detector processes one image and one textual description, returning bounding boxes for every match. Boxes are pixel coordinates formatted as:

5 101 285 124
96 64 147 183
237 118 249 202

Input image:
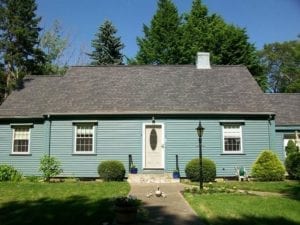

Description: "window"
13 127 30 154
223 125 243 153
74 124 94 153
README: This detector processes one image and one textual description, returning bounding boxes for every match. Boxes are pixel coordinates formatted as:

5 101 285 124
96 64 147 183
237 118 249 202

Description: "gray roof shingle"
266 93 300 126
0 65 273 118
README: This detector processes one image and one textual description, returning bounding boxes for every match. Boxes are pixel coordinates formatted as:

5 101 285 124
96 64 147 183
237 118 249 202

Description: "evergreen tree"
179 0 210 64
88 20 124 65
135 0 266 90
136 0 181 64
0 0 45 98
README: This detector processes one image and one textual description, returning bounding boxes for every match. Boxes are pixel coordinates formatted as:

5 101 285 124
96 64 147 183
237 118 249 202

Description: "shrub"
98 160 125 181
0 164 22 181
285 140 299 156
185 158 216 182
285 152 300 180
39 155 63 182
251 150 285 181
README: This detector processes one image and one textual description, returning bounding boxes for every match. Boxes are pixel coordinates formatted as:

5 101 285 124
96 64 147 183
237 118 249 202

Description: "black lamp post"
196 122 205 190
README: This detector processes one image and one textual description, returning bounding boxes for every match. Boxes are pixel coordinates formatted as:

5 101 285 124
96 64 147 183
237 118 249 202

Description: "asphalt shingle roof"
266 93 300 126
0 65 272 118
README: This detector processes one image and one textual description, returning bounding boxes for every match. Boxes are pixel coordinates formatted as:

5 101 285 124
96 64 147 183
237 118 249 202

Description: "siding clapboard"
0 117 282 177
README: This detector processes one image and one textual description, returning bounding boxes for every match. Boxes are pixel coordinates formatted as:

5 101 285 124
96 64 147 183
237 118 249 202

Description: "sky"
36 0 300 65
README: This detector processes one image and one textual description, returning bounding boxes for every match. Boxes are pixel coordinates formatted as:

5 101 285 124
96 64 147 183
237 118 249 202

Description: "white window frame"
222 124 243 154
11 127 31 155
73 123 95 154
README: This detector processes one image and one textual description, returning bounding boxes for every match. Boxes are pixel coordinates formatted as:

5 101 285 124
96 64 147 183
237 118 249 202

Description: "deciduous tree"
259 38 300 93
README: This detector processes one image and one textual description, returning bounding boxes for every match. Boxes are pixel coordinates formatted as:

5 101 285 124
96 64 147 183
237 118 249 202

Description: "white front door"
144 124 164 169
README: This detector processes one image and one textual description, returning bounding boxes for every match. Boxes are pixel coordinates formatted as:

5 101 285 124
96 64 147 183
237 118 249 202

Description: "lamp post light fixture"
196 122 205 190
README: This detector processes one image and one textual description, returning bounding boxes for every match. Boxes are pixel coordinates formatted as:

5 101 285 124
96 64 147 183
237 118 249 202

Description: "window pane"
13 128 29 153
225 138 240 152
75 124 93 152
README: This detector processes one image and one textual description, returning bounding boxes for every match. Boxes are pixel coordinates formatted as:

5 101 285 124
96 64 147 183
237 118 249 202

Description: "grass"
184 180 300 199
0 181 130 225
184 180 300 225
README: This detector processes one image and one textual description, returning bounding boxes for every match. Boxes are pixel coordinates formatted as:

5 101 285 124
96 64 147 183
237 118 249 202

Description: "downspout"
47 114 52 156
268 114 272 150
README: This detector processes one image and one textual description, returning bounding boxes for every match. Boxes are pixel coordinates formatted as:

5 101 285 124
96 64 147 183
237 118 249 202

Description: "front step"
127 173 180 184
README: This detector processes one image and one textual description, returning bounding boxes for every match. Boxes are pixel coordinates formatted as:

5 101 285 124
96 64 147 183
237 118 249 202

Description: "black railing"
176 154 179 171
129 154 133 171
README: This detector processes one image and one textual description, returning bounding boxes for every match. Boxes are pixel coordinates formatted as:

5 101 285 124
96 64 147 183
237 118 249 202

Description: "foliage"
88 20 124 65
136 0 181 64
39 155 63 182
184 183 234 195
39 20 69 75
185 157 216 182
251 150 285 181
0 182 130 225
258 38 300 93
285 152 300 180
285 140 299 156
0 0 46 98
0 164 22 181
98 160 125 181
135 0 266 90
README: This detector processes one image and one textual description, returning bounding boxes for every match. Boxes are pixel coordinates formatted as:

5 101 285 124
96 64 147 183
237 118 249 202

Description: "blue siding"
0 123 46 176
0 117 280 178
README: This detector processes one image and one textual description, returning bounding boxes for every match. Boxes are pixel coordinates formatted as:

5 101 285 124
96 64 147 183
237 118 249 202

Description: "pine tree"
136 0 181 64
88 20 124 65
0 0 45 98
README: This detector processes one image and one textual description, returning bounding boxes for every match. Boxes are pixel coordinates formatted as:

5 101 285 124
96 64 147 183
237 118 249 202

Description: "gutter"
44 111 276 116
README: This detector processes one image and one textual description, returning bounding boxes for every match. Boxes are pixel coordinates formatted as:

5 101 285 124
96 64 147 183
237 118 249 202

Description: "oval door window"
150 128 157 150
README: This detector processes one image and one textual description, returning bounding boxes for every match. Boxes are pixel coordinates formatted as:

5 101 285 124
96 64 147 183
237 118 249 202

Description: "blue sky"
36 0 300 65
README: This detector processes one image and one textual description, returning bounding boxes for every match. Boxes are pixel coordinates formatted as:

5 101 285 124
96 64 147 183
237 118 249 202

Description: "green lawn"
184 181 300 225
0 181 130 225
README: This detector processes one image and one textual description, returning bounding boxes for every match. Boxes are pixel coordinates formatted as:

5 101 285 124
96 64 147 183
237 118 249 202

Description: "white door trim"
142 123 165 169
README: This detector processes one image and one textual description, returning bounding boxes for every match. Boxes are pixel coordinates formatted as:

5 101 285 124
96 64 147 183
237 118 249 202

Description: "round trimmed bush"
98 160 125 181
251 150 285 181
185 158 216 182
285 152 300 180
0 164 22 181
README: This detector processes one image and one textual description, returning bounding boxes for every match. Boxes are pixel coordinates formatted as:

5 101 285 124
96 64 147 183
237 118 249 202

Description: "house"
0 53 288 178
266 93 300 156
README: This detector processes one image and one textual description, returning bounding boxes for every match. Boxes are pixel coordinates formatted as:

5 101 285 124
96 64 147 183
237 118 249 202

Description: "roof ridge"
68 64 246 68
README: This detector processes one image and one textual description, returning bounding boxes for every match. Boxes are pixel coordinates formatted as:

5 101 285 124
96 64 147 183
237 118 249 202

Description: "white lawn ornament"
155 186 162 197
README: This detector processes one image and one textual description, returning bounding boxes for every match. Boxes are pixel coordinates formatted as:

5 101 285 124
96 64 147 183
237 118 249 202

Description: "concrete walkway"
129 183 203 225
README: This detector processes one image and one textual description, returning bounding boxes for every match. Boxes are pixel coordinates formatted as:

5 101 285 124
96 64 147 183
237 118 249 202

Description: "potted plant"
130 164 138 174
114 195 141 224
173 169 180 179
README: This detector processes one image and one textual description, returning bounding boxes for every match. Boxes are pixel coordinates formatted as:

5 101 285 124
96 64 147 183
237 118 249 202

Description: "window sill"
10 153 32 156
72 153 97 156
220 153 246 155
